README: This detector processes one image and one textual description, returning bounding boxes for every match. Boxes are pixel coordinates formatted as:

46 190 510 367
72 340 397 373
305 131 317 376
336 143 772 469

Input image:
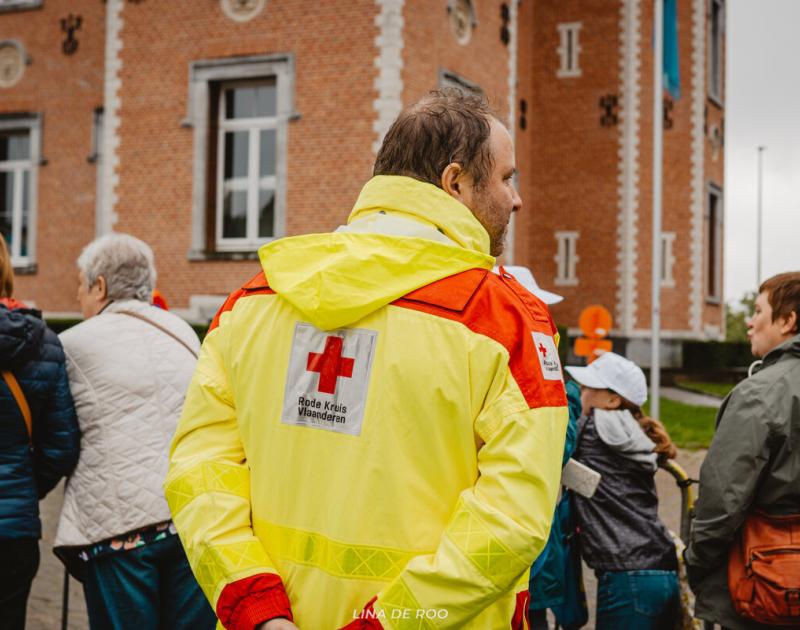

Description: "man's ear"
778 310 798 336
441 162 465 201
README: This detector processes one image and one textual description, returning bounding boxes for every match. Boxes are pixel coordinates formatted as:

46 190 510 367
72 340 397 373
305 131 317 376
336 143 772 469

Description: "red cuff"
216 573 293 630
512 589 530 630
339 596 383 629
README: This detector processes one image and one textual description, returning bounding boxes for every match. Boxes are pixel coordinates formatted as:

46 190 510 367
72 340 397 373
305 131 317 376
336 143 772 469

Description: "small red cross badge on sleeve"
538 342 548 357
306 336 355 394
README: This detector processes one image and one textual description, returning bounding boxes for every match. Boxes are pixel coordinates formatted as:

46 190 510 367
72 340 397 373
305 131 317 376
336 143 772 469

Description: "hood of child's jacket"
0 305 45 369
592 408 658 472
259 176 495 331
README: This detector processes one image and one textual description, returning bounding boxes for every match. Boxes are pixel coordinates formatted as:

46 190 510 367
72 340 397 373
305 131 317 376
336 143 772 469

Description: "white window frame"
554 231 579 286
186 54 294 258
661 232 676 288
708 0 724 104
215 80 281 251
0 115 39 269
556 22 582 78
705 184 723 302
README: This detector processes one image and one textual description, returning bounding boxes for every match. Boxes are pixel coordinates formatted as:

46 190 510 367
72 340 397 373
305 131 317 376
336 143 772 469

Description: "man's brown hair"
373 88 496 189
0 237 13 299
760 271 800 332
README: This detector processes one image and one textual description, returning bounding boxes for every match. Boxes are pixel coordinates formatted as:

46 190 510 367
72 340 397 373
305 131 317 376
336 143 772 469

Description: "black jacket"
572 411 677 573
686 334 800 630
0 303 79 539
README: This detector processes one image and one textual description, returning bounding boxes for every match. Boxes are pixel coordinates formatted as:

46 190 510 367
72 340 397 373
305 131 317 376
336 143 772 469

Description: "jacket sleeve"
33 343 80 499
164 312 292 630
685 383 773 585
371 355 568 627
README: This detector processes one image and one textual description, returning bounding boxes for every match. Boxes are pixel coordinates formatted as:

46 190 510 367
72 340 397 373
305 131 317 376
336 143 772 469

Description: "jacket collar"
347 175 491 256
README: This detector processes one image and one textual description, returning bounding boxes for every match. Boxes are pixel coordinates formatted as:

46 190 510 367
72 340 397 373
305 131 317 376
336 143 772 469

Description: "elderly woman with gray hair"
54 233 214 630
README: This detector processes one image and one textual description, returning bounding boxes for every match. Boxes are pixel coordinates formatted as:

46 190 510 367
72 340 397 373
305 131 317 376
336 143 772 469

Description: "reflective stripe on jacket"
166 176 568 629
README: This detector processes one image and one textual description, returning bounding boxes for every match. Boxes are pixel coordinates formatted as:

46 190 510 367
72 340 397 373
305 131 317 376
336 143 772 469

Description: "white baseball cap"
494 265 564 305
564 351 648 406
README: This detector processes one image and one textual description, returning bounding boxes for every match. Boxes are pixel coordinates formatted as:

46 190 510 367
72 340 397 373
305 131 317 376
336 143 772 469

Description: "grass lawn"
643 397 718 450
674 379 736 399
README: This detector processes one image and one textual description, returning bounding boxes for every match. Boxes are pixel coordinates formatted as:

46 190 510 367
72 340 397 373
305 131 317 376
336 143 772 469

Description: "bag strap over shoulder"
116 310 198 359
2 370 32 441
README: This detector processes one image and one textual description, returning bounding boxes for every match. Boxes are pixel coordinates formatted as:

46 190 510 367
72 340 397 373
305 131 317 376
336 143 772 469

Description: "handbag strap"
2 370 32 441
116 310 198 359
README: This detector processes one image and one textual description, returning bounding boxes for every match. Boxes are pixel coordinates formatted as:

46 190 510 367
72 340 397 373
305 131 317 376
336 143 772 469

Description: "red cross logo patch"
532 332 562 381
282 323 377 436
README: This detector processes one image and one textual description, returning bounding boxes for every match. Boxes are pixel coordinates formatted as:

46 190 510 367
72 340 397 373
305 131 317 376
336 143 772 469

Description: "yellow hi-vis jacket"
165 176 568 629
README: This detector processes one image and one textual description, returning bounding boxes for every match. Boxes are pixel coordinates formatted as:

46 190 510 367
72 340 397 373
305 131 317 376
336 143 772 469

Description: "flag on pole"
663 0 680 98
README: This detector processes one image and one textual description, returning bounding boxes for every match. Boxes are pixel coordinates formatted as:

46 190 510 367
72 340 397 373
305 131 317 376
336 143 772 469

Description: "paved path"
661 386 723 408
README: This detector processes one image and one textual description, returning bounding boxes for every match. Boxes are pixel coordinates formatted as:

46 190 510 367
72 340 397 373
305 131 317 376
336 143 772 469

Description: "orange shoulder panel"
394 270 566 410
208 271 274 333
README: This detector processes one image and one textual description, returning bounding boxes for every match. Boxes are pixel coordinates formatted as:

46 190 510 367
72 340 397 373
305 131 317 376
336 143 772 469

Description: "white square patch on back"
532 332 562 381
281 322 378 436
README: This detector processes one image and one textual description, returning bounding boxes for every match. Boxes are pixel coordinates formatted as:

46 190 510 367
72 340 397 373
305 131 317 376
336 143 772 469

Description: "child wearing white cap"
564 352 679 630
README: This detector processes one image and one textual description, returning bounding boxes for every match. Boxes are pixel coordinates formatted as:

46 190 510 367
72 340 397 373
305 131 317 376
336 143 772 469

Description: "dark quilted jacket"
0 302 79 540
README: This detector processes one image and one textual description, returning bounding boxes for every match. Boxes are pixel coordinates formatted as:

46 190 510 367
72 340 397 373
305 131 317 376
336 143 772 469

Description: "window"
706 185 723 301
556 22 582 78
709 0 724 102
660 232 676 288
554 231 579 286
215 80 279 250
186 54 294 258
0 116 39 268
89 107 105 236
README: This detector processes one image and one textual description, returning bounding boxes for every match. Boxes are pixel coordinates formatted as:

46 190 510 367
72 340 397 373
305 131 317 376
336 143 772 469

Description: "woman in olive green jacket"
686 272 800 630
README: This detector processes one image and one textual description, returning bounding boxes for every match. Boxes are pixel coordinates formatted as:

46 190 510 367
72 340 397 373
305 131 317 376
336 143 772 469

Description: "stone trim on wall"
505 0 519 265
615 0 641 336
689 0 707 335
98 0 124 236
372 0 404 154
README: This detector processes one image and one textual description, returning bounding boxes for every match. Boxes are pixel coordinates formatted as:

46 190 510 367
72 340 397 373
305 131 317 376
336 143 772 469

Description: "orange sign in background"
574 305 613 363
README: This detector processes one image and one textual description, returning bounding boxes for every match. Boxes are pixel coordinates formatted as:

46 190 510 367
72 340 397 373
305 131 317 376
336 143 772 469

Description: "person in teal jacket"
528 379 587 629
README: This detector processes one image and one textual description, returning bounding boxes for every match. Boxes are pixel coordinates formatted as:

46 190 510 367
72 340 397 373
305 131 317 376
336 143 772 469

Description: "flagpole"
650 0 664 419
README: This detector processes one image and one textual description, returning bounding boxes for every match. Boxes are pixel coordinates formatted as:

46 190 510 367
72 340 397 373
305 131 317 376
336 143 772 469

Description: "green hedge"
683 340 753 371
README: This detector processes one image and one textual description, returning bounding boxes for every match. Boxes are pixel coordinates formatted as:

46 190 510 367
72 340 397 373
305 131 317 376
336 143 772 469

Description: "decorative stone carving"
448 0 475 46
0 40 25 88
221 0 266 22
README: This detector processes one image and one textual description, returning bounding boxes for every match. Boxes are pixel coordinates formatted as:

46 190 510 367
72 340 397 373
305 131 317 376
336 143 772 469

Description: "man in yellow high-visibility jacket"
165 89 568 630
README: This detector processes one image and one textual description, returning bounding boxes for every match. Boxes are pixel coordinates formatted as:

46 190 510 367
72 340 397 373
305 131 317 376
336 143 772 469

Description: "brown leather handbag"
728 511 800 625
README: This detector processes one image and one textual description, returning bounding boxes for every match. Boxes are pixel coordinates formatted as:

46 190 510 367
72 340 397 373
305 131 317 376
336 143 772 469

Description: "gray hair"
77 233 157 302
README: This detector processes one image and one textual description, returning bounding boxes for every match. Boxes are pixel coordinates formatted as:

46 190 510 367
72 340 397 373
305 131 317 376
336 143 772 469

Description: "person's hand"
257 618 300 630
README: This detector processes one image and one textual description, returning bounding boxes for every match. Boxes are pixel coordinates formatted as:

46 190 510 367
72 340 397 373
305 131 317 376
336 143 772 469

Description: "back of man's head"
373 88 495 189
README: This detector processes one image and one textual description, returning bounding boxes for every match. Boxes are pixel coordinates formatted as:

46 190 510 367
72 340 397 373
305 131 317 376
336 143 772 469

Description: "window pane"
0 131 30 161
20 170 28 257
224 131 249 179
259 129 276 177
0 172 12 241
222 189 248 239
225 87 258 119
258 189 275 238
256 81 277 117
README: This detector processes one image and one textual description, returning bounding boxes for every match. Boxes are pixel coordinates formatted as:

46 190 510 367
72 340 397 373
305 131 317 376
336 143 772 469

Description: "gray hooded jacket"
686 334 800 630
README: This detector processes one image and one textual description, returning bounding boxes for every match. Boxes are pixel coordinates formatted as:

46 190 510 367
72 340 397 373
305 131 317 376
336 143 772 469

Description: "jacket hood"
0 303 46 370
592 409 658 472
259 176 495 330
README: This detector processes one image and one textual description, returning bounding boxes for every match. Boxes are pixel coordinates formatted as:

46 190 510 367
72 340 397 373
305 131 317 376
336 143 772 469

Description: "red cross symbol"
306 336 355 395
538 342 548 357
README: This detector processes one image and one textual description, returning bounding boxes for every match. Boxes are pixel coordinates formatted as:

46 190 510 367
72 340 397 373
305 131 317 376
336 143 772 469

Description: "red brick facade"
1 0 724 344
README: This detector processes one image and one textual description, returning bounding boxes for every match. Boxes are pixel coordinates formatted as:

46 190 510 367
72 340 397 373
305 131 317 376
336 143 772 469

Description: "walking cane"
61 566 69 630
